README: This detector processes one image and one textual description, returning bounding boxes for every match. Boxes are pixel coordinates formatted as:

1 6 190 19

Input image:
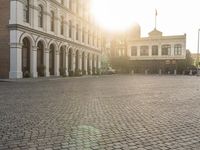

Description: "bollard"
145 70 148 75
189 70 192 75
174 70 177 75
159 69 162 75
131 70 134 75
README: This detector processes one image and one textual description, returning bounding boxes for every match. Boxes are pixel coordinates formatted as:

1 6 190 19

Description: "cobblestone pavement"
1 75 200 150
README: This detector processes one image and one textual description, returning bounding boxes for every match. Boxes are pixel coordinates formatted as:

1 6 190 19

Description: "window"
69 0 72 11
88 30 90 44
174 44 182 55
60 16 64 35
76 0 79 14
69 20 72 38
61 0 64 5
50 11 55 32
82 27 85 43
131 46 137 56
76 24 79 40
152 45 158 56
140 46 149 56
162 45 171 55
93 32 95 46
23 0 30 23
38 5 43 27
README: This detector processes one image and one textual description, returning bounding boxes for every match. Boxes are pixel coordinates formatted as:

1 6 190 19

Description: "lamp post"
197 29 200 76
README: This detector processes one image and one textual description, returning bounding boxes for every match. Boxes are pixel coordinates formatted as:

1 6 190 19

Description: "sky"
91 0 200 53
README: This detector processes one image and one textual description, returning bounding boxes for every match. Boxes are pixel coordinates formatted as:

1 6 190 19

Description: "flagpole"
155 9 157 29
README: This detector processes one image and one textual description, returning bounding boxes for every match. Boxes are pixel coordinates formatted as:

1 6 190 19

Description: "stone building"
0 0 102 79
127 24 186 74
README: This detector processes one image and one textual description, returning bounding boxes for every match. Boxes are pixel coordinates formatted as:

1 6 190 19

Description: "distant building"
127 24 186 74
0 0 103 79
108 24 187 74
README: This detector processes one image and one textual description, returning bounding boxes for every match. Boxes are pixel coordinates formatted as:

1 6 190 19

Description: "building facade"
127 24 187 74
0 0 102 79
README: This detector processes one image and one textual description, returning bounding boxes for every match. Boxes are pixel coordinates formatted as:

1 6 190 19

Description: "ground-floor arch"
22 37 31 77
37 41 45 76
49 44 55 75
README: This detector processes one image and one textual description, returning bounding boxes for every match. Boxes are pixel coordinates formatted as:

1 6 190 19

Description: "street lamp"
197 29 200 76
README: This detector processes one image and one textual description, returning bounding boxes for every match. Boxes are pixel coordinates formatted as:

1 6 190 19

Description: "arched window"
174 44 182 55
60 16 64 35
38 5 43 27
50 11 55 32
23 0 30 23
162 45 171 55
69 20 72 38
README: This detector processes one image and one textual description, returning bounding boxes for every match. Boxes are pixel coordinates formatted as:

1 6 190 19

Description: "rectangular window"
131 46 137 56
69 20 72 38
76 24 79 40
162 45 171 55
140 46 149 56
152 45 158 56
23 0 29 23
174 44 182 55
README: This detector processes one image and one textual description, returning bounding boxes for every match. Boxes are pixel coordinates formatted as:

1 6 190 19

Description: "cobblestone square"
0 75 200 150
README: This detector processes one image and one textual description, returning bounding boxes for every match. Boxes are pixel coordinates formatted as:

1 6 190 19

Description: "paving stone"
0 75 200 149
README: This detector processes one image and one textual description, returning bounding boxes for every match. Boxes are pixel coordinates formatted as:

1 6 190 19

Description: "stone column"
31 46 38 78
65 49 69 76
98 55 101 69
55 50 60 76
89 54 93 75
94 55 97 74
78 51 82 71
44 48 50 77
72 50 76 72
171 44 174 56
9 43 23 79
84 52 88 75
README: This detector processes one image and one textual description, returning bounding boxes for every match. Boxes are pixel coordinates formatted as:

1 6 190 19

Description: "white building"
127 24 186 74
1 0 102 79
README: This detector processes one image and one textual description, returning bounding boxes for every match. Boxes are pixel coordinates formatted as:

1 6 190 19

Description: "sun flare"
91 0 152 32
91 0 136 31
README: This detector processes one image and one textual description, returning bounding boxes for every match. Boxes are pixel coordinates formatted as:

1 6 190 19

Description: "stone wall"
0 0 10 78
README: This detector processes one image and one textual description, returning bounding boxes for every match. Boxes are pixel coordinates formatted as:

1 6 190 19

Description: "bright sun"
91 0 156 32
91 0 141 32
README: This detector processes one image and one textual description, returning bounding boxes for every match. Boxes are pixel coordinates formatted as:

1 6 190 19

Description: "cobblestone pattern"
0 75 200 150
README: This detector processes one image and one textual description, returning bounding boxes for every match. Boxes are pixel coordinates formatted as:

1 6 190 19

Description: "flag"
155 9 158 16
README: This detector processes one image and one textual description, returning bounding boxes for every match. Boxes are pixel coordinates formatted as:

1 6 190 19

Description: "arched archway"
37 41 45 76
22 37 31 77
49 44 55 75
